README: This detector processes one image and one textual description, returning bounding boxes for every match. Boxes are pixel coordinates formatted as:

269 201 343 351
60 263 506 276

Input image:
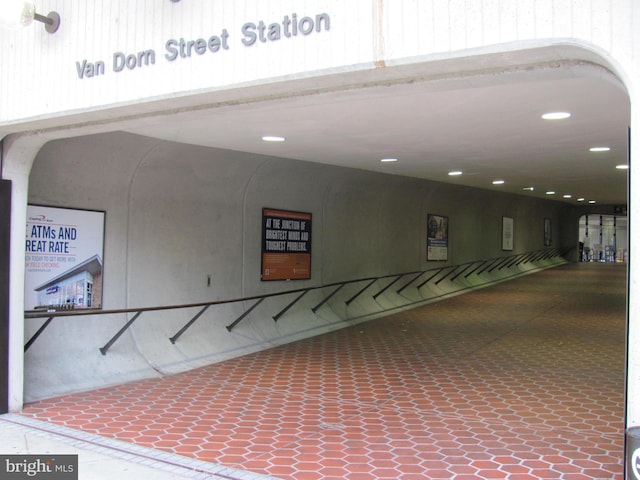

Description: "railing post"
465 259 489 278
416 268 444 290
532 250 548 262
100 311 143 355
497 255 511 270
488 257 511 273
516 251 537 266
345 279 377 306
396 272 425 295
373 275 403 300
435 265 461 285
476 258 501 275
312 284 346 313
226 298 266 332
169 305 211 344
273 290 309 321
24 316 54 352
450 262 474 282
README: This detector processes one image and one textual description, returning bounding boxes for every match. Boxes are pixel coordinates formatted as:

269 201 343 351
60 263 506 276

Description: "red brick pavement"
22 263 626 479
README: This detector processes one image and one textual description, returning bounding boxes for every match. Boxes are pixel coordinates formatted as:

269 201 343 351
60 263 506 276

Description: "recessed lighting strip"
542 112 571 120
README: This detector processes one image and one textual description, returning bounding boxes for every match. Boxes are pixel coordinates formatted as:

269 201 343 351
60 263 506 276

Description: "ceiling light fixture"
542 112 571 120
616 164 629 170
448 170 462 176
577 198 585 202
262 136 285 142
563 194 572 198
589 146 611 152
492 180 505 185
522 187 535 191
380 158 398 162
0 2 60 33
546 191 556 195
589 200 596 204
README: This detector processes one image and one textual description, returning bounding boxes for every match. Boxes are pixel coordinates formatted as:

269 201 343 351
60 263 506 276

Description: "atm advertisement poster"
261 208 312 281
25 205 105 310
427 214 449 261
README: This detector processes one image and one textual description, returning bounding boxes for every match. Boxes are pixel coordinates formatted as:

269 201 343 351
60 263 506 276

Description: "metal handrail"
23 247 568 354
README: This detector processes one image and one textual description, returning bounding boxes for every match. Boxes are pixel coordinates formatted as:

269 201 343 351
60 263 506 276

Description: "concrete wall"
24 132 571 401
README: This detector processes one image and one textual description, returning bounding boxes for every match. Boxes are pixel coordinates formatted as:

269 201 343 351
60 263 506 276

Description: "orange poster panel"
262 208 312 281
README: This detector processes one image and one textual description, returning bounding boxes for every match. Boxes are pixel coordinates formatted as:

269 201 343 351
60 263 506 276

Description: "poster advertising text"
262 208 312 281
427 214 449 261
25 205 105 310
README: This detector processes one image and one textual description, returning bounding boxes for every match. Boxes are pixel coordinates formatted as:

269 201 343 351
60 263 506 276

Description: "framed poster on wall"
502 216 514 251
427 214 449 261
261 208 312 281
25 205 105 310
544 218 552 246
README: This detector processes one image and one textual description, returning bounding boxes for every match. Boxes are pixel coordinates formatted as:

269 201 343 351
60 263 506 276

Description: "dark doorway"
0 179 10 413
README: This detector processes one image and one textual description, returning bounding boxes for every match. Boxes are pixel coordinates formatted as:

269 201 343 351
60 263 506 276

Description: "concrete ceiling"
126 57 630 207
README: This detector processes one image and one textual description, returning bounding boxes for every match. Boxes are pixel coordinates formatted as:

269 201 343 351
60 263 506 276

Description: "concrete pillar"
627 86 640 479
1 134 47 412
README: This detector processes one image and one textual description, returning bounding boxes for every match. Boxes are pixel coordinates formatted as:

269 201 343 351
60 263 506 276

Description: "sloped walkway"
20 263 626 479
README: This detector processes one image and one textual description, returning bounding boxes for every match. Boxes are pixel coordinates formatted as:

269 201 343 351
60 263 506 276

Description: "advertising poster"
544 218 552 246
427 214 449 261
25 205 105 310
262 208 312 281
502 216 514 251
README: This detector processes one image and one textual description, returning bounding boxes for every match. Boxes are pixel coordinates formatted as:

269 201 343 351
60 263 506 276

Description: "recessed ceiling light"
262 136 285 142
546 191 556 195
563 194 572 198
616 164 629 170
577 198 585 202
522 187 535 191
380 158 398 163
589 200 596 204
590 146 611 152
448 170 463 176
492 180 505 185
542 112 571 120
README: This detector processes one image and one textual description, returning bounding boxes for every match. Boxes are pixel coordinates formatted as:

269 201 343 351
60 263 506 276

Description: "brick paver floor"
22 263 626 479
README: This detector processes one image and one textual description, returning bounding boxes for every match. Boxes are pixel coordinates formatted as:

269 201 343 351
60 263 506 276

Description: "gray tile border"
0 414 281 480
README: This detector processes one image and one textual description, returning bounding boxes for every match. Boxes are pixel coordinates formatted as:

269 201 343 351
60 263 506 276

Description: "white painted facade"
1 0 639 460
2 1 636 130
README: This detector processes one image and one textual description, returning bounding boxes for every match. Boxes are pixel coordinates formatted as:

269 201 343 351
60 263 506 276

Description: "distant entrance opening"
578 214 627 263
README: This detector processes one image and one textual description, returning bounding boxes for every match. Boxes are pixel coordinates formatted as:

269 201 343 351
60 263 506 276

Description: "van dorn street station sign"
76 12 331 79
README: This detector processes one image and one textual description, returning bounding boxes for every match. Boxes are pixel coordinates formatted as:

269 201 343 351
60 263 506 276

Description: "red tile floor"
22 263 626 479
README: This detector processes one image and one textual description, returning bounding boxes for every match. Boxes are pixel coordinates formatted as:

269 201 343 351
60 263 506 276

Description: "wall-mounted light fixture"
0 2 60 34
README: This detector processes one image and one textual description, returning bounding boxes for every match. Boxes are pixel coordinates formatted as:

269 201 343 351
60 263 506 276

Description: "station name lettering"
75 13 330 79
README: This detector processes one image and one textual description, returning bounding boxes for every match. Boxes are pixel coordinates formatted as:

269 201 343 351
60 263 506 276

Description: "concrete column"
1 134 47 411
627 87 640 479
